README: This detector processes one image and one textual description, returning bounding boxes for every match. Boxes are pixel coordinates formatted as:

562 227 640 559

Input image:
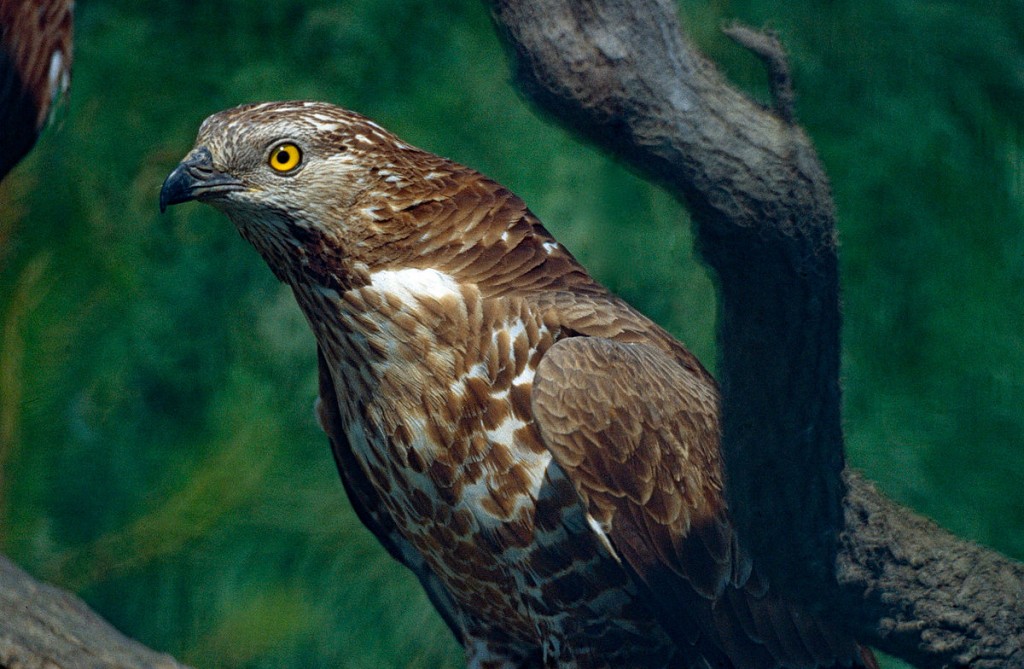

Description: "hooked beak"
159 146 244 213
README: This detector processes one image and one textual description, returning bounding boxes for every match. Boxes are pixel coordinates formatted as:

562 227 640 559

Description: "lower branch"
0 555 191 669
840 473 1024 668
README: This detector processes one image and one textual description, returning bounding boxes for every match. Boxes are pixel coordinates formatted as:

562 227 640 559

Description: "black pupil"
276 149 289 164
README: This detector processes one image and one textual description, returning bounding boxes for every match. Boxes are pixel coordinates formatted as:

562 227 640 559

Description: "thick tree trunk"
487 1 1024 667
0 555 191 669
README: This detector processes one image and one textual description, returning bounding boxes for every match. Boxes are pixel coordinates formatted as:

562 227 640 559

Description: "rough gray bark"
842 473 1024 667
0 555 191 669
487 1 1024 667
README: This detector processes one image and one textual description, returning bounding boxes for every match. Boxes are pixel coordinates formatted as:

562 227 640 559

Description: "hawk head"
160 101 407 213
160 102 434 279
161 100 583 294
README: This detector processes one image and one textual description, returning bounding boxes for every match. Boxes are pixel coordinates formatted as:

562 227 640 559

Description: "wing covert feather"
532 337 731 598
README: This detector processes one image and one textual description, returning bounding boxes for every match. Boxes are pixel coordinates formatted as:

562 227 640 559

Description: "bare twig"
722 23 796 123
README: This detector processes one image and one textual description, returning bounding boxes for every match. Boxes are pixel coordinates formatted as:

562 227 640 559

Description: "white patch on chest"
368 267 459 303
485 415 528 448
460 447 553 531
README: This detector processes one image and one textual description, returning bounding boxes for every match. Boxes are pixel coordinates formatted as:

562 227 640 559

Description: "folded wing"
531 337 869 669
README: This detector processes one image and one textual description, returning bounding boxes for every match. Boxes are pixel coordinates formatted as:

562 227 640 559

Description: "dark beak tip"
159 147 241 214
159 161 193 214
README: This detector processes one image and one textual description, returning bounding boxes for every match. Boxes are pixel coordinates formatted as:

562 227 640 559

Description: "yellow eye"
268 142 302 172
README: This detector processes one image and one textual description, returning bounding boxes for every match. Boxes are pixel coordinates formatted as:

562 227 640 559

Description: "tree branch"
487 1 1024 666
841 473 1024 667
0 555 192 669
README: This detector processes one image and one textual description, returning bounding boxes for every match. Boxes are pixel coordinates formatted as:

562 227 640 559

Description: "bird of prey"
0 0 72 180
160 101 876 669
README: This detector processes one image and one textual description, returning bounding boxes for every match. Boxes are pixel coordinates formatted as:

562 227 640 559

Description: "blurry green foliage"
0 1 1021 667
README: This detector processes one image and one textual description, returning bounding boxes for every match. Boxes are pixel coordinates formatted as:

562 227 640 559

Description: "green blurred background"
1 1 1022 667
